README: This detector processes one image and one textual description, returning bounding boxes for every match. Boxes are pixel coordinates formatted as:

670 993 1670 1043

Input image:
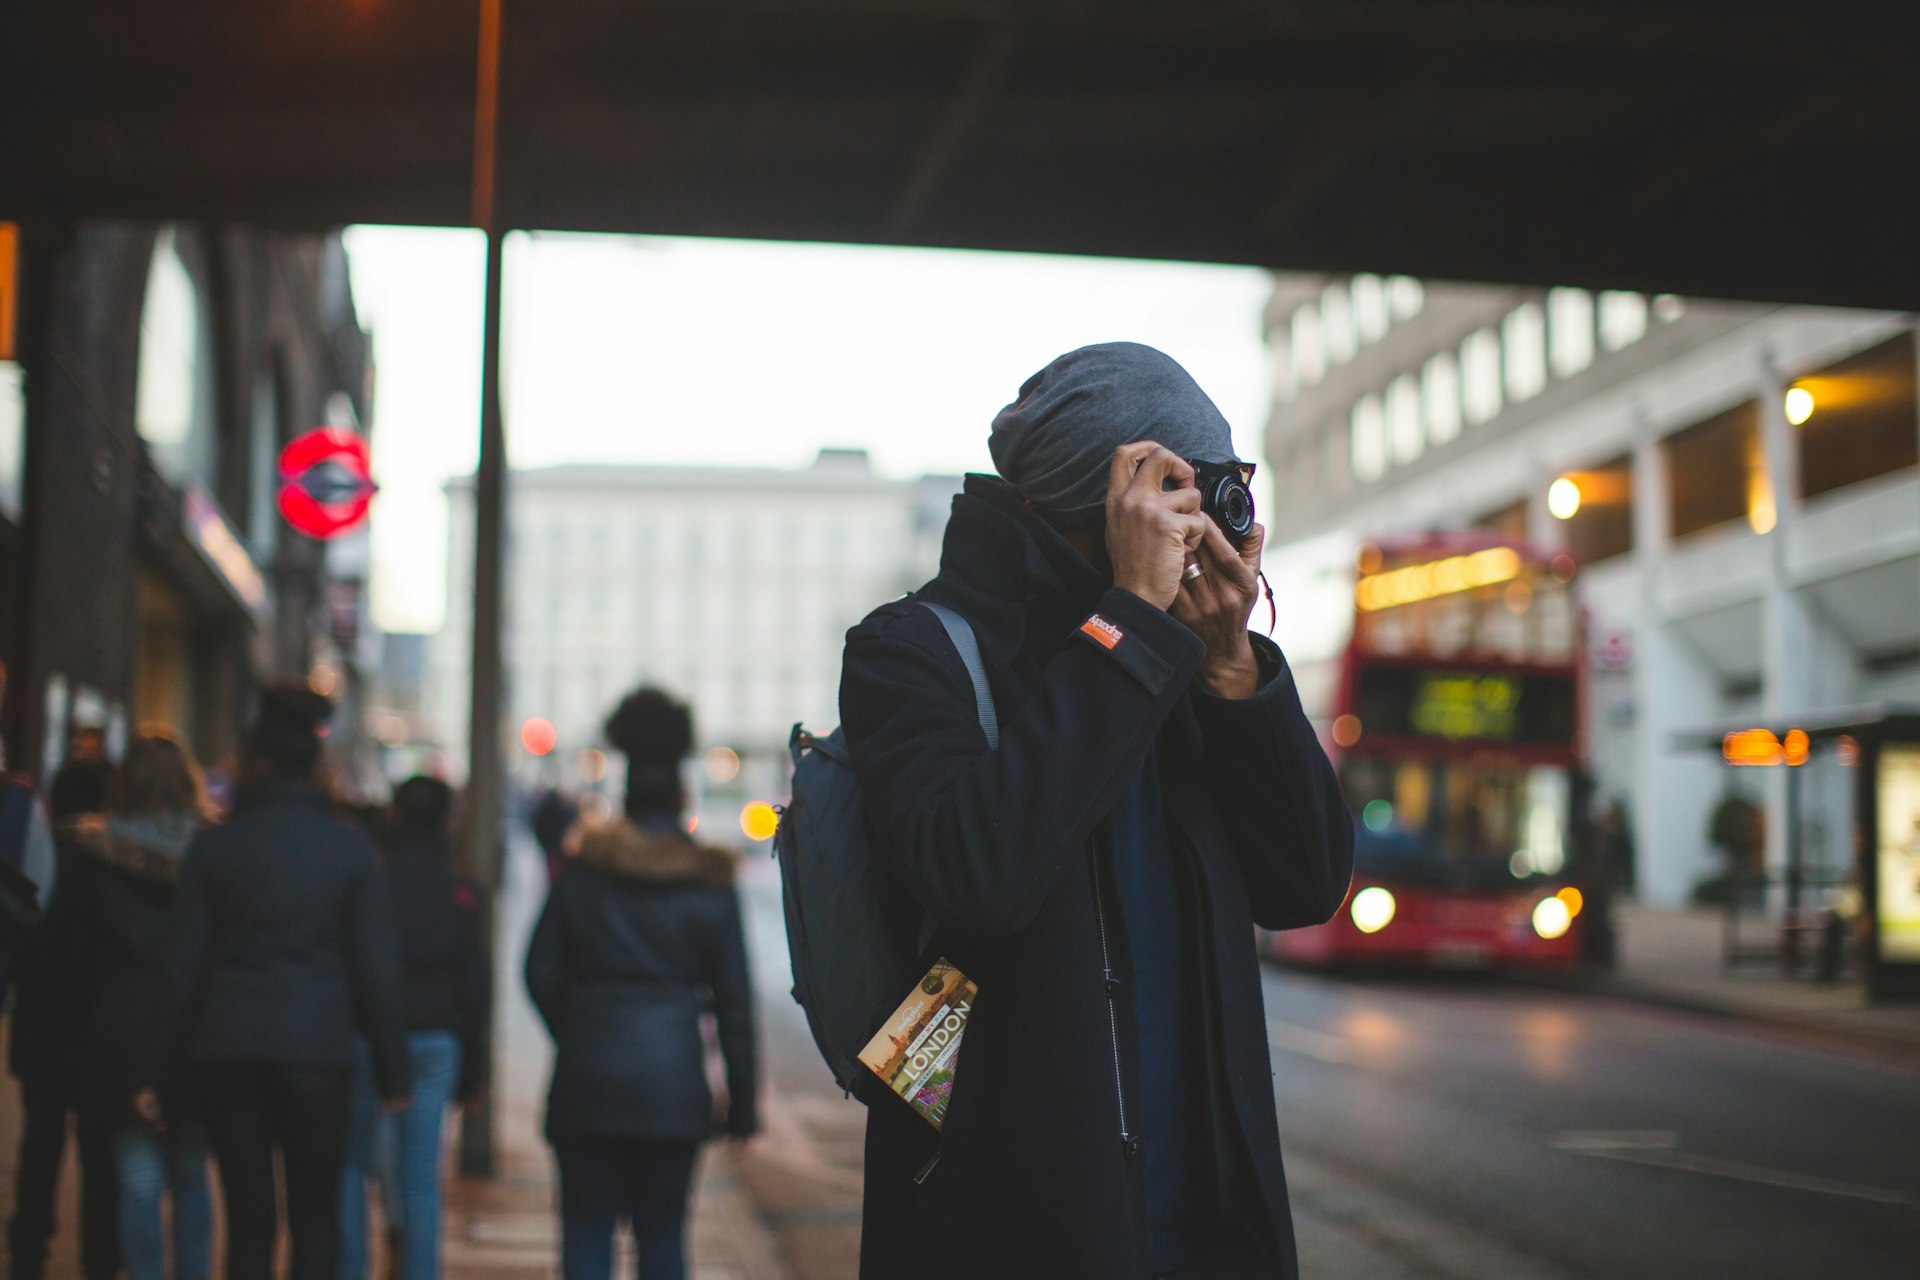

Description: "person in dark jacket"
525 688 757 1280
48 726 112 819
65 730 214 1280
153 683 412 1280
339 775 490 1280
9 760 118 1280
840 343 1354 1280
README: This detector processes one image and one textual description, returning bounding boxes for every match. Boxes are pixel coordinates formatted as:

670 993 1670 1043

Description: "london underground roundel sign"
278 427 376 539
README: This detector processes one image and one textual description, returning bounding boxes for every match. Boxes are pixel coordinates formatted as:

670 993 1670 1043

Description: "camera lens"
1219 482 1253 538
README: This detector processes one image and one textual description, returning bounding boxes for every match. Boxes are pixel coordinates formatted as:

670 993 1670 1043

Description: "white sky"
344 227 1276 634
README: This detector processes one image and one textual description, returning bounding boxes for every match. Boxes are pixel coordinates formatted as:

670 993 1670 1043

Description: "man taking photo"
840 342 1353 1280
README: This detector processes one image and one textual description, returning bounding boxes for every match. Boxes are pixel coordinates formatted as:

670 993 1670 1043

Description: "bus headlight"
1531 896 1573 940
1350 886 1396 934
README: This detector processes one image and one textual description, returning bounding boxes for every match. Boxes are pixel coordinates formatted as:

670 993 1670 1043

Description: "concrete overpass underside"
8 1 1920 308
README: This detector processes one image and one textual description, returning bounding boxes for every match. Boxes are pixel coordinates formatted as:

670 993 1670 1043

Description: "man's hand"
1105 443 1209 611
1171 519 1266 699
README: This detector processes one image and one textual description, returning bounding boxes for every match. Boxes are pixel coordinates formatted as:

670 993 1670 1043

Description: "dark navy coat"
840 476 1353 1280
525 822 757 1144
163 782 410 1100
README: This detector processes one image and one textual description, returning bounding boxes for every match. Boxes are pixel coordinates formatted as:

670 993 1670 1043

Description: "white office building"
427 450 958 806
1260 274 1919 907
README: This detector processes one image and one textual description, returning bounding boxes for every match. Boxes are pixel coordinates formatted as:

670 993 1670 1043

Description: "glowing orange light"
1723 728 1781 766
521 717 558 756
1331 714 1363 748
1783 728 1809 767
1356 547 1521 612
740 801 779 842
1722 727 1809 767
1356 544 1384 576
686 814 701 834
1555 886 1584 917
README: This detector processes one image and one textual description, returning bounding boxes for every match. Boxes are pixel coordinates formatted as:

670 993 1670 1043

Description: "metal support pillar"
459 0 506 1180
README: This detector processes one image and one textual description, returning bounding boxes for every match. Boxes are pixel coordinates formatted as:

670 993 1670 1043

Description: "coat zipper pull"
913 1151 942 1185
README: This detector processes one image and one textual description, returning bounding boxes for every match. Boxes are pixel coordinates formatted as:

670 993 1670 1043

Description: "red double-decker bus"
1265 534 1590 970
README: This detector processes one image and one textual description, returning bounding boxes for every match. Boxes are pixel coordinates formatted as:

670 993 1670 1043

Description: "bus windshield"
1341 758 1569 889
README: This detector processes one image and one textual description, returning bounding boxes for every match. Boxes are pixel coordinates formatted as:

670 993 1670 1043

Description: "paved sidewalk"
1565 899 1920 1059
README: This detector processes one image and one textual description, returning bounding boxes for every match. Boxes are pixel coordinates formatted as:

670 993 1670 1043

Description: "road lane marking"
1267 1018 1352 1064
1553 1129 1677 1152
1554 1131 1919 1208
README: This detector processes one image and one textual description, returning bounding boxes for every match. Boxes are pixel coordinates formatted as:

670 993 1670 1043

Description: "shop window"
1503 303 1547 403
1388 375 1423 465
1351 394 1386 482
1598 291 1647 351
1792 334 1919 501
1664 400 1762 538
0 361 21 524
1548 288 1595 378
1422 352 1462 444
1461 328 1502 425
135 228 219 489
1559 455 1634 563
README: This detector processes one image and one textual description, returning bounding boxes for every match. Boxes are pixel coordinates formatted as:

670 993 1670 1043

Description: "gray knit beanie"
988 342 1237 523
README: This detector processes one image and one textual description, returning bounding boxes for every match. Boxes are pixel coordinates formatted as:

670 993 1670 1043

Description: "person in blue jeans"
64 731 216 1280
113 1125 213 1280
525 688 758 1280
340 777 490 1280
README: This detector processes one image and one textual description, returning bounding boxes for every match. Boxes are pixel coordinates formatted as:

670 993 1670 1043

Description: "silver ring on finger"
1182 562 1205 582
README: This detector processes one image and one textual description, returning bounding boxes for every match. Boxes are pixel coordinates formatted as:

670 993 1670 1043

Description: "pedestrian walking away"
0 654 59 1011
62 730 216 1280
838 343 1353 1280
526 687 758 1280
339 774 491 1280
154 682 412 1280
3 660 115 1280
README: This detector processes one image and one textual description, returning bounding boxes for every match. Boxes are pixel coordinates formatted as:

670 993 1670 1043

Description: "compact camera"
1188 459 1257 546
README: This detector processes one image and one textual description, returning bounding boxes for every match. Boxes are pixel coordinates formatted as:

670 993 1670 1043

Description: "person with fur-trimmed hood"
525 687 758 1280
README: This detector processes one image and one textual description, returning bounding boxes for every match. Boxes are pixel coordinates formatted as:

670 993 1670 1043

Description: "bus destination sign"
1353 665 1577 750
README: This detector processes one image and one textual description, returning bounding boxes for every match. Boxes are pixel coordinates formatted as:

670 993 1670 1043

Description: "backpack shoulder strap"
917 601 999 751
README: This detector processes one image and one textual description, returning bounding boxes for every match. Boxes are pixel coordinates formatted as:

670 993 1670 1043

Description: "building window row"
1284 274 1425 393
1342 286 1685 486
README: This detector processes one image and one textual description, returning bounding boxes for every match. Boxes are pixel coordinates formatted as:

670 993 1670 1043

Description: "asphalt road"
1260 967 1920 1280
735 860 1920 1279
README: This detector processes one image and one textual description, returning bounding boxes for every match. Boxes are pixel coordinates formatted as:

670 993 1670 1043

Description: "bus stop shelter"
1676 705 1920 1003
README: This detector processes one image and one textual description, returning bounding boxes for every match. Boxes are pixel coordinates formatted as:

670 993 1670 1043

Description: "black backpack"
775 602 998 1102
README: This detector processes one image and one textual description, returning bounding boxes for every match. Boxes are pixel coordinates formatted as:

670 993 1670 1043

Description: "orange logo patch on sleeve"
1080 614 1124 650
